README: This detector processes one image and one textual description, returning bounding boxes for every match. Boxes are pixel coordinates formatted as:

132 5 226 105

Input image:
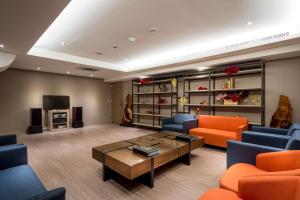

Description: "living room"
1 1 300 200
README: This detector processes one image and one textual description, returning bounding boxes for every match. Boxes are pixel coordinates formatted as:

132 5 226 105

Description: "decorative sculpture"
270 95 293 129
120 94 133 126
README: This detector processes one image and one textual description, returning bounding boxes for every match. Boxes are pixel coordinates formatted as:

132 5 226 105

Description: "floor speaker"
72 107 84 128
27 108 43 134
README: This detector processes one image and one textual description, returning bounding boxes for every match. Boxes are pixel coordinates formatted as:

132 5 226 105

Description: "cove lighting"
27 0 300 72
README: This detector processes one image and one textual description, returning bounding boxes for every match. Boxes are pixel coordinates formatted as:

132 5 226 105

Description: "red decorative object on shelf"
198 86 207 90
158 98 167 104
225 66 240 76
139 79 150 85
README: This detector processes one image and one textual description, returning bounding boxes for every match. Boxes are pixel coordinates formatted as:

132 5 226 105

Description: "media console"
47 110 70 131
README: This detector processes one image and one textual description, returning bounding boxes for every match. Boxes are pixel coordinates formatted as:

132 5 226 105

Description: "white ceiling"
1 0 300 80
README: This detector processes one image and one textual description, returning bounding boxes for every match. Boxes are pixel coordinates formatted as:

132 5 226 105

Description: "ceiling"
1 0 300 81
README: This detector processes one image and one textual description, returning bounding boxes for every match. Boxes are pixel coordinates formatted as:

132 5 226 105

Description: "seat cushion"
287 123 300 136
220 163 266 193
162 124 184 132
198 188 242 200
174 114 194 124
190 128 237 147
0 165 47 200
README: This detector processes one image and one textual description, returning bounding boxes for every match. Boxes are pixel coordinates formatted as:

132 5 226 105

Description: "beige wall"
0 69 112 134
114 57 300 126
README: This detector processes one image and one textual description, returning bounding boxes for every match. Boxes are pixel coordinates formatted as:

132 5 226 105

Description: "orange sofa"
189 115 248 148
199 150 300 200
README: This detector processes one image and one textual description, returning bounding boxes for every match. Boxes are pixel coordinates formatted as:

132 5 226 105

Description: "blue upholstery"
286 130 300 150
174 114 195 124
251 123 300 136
162 114 197 133
0 134 17 146
0 145 65 200
287 123 300 136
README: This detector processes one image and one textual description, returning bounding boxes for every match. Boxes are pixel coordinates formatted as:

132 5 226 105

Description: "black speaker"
27 108 43 134
72 107 83 128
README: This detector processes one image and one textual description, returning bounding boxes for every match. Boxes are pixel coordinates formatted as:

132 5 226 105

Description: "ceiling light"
96 51 103 55
148 27 159 33
247 21 253 26
113 46 118 49
37 67 41 70
66 71 70 74
90 74 94 77
128 37 136 42
0 44 4 48
60 42 66 46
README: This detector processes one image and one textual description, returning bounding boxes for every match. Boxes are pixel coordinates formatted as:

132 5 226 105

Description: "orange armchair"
220 150 300 193
199 176 300 200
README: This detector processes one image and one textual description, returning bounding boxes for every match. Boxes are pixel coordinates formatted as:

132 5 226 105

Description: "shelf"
211 88 262 92
185 90 209 93
184 75 209 80
52 122 68 125
133 113 171 117
133 92 176 95
211 104 262 108
133 79 172 85
211 69 262 78
133 103 176 106
184 104 210 107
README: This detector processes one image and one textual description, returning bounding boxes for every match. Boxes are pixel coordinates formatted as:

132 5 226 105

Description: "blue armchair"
251 123 300 136
227 129 300 168
162 114 197 133
0 134 17 146
0 144 66 200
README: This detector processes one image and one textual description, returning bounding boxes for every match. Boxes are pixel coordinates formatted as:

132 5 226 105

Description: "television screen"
43 95 70 110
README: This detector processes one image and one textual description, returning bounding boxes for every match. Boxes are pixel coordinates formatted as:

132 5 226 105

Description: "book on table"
133 146 160 157
176 134 197 142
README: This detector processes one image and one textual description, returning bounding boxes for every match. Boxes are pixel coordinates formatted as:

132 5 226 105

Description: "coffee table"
92 131 204 188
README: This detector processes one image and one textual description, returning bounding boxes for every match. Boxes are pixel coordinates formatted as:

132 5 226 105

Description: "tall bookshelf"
132 60 265 129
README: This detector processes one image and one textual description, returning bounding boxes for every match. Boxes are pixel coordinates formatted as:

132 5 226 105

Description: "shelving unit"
132 77 178 129
47 109 70 131
131 60 265 129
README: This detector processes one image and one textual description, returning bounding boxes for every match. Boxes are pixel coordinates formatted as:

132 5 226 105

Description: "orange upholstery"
189 115 248 147
220 150 300 192
256 150 300 171
198 188 242 200
200 176 300 200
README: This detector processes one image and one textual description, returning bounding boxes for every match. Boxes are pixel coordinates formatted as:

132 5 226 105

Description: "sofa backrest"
174 114 195 124
287 123 300 136
286 130 300 150
198 115 248 132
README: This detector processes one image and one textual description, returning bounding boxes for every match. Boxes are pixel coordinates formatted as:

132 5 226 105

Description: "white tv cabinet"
47 109 70 131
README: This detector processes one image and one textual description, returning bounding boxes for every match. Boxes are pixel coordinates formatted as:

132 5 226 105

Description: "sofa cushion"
286 130 300 150
174 114 194 124
287 123 300 136
198 188 241 200
163 124 183 132
220 163 266 193
0 165 47 200
190 128 237 147
198 115 248 132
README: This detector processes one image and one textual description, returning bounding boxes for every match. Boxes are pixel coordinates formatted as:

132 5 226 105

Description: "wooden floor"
19 124 226 200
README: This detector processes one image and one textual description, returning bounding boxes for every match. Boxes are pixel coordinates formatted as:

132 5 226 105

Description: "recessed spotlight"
0 44 5 48
90 74 94 77
96 51 103 55
148 27 159 33
60 42 66 46
66 71 70 74
37 67 41 70
247 21 253 26
113 46 118 49
128 37 136 42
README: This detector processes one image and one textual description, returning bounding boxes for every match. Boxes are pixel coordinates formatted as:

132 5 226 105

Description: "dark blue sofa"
227 129 300 168
162 113 197 133
251 123 300 136
0 135 65 200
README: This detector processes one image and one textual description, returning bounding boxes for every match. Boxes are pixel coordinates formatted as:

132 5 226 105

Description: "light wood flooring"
19 124 226 200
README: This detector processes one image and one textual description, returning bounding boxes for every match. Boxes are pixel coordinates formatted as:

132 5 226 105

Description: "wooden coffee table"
92 131 204 188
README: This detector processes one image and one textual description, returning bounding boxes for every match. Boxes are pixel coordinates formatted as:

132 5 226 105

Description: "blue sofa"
227 129 300 168
162 114 197 133
251 123 300 136
0 134 17 146
0 135 65 200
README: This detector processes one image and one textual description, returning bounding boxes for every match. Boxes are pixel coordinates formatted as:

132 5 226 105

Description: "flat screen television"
43 95 70 110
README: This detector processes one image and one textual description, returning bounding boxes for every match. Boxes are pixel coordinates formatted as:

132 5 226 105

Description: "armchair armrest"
0 144 28 170
162 117 174 126
251 126 288 135
242 131 289 149
238 176 300 200
26 187 66 200
0 134 17 146
256 150 300 171
183 119 198 134
227 140 283 168
236 124 248 140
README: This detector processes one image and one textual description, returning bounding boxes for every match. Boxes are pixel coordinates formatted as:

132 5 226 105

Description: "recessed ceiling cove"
27 0 300 72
